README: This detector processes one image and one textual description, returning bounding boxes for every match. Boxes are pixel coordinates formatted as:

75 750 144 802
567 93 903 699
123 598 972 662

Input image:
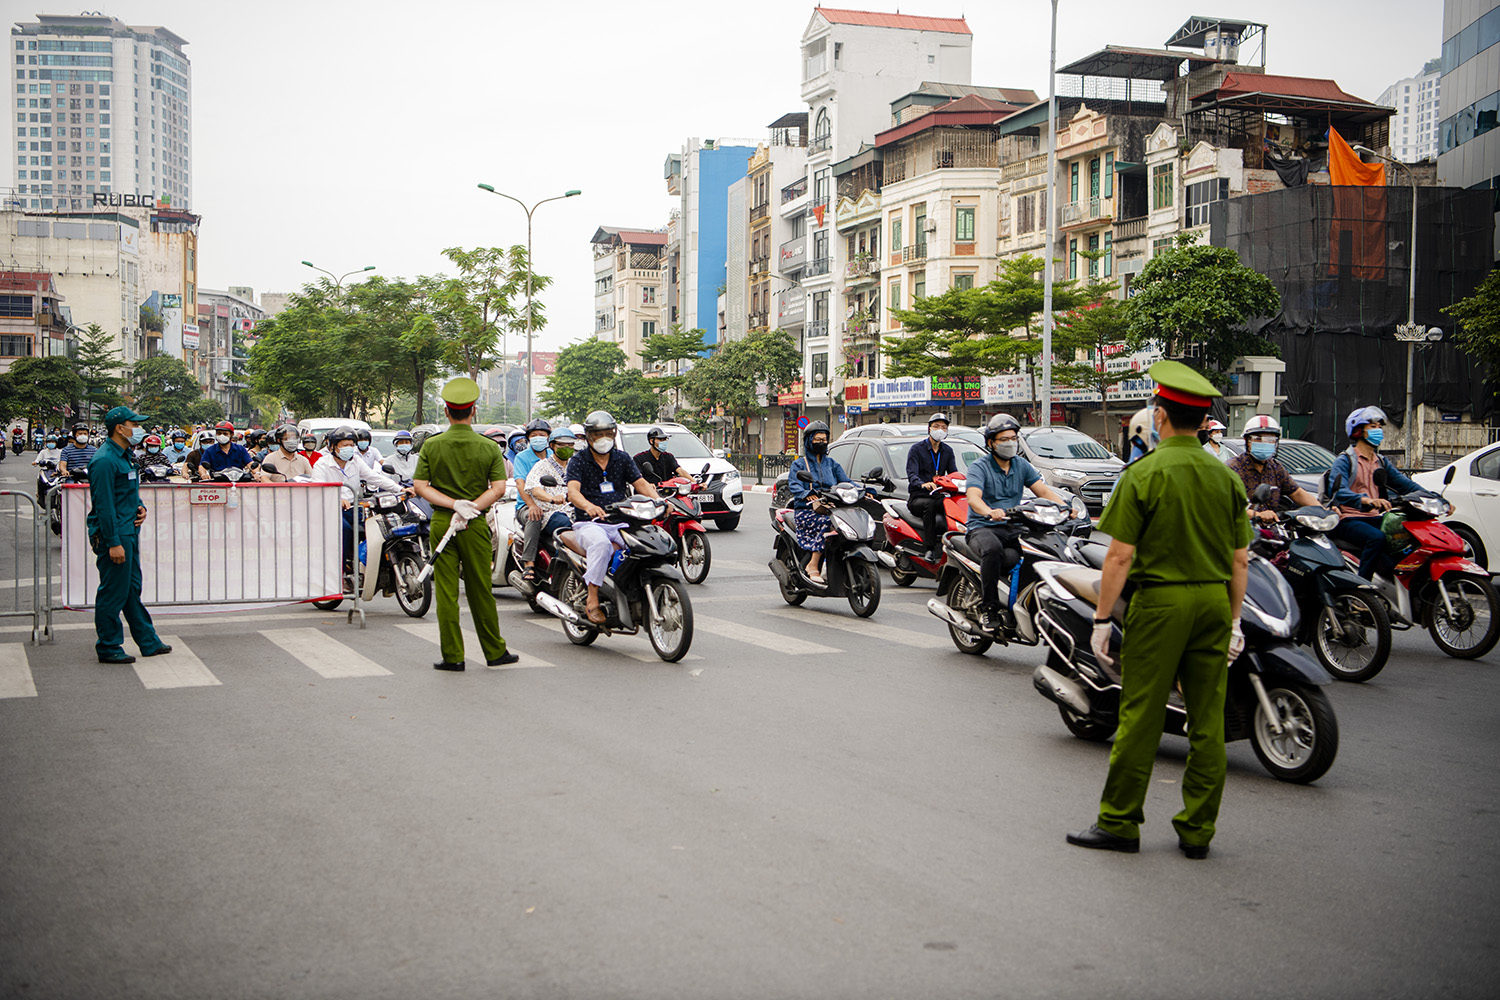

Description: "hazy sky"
6 1 1441 358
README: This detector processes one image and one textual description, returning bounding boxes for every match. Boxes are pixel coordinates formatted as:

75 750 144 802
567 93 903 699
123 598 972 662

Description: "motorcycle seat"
944 532 976 561
887 500 924 530
1052 567 1127 623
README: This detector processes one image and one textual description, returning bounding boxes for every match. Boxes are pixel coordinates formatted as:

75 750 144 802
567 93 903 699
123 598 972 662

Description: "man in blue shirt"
512 418 552 581
197 420 257 478
965 413 1065 632
59 422 96 479
564 410 659 623
906 411 957 560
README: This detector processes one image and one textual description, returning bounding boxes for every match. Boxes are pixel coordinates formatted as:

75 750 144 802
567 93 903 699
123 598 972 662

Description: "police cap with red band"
1148 359 1221 407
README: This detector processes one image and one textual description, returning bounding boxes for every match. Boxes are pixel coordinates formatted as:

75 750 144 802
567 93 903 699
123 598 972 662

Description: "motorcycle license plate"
692 493 714 502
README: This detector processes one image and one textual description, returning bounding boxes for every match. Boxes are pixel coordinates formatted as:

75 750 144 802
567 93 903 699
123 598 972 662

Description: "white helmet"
1205 419 1227 433
1242 414 1282 439
1129 407 1154 448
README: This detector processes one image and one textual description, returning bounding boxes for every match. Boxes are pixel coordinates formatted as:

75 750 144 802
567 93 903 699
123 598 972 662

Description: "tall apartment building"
590 226 667 368
1437 0 1499 258
1378 60 1443 162
745 113 807 346
196 288 263 418
664 137 758 345
11 12 192 212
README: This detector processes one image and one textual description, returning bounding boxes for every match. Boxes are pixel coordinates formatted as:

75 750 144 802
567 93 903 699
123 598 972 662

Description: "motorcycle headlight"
1296 512 1339 532
1071 497 1088 520
834 484 861 505
832 511 860 540
1024 505 1067 526
377 493 401 510
626 499 664 520
1415 496 1445 516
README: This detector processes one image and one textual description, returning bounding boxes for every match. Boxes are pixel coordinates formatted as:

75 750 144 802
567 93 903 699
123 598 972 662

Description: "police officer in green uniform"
1066 361 1251 860
88 405 172 664
412 377 519 671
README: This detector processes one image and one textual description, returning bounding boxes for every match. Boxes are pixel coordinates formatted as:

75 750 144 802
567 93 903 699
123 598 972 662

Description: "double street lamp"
301 261 376 295
477 184 582 419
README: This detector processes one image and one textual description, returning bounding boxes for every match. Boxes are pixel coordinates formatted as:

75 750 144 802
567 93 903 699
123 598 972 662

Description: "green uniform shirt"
412 424 506 502
1097 435 1252 584
85 438 140 547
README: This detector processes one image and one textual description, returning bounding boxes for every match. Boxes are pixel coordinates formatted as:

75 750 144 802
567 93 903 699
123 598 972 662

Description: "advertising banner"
930 374 983 404
868 377 931 409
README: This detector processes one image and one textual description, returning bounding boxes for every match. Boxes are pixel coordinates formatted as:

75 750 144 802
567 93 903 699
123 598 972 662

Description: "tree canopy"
683 329 801 421
72 323 126 421
130 355 202 428
1444 267 1500 404
0 356 82 427
539 339 632 423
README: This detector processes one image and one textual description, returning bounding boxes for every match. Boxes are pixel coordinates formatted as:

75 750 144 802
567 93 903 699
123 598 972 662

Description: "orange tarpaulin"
1328 129 1386 187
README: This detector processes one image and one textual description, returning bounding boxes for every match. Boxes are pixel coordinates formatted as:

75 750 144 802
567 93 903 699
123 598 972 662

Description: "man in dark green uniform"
88 405 172 664
413 377 519 671
1066 361 1251 859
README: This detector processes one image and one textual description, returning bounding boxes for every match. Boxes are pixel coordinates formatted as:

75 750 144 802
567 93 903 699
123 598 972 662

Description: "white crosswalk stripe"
131 636 221 689
761 607 936 648
695 614 841 655
260 628 393 679
395 622 555 668
0 643 37 699
524 615 703 663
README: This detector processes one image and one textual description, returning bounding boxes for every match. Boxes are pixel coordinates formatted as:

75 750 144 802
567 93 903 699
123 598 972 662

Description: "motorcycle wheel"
890 556 918 587
1314 592 1391 682
1058 704 1114 742
48 504 61 536
393 552 433 619
777 555 806 607
1249 682 1338 784
311 598 344 611
846 559 882 618
947 577 991 655
1427 575 1500 659
647 577 694 662
557 567 598 646
679 531 711 585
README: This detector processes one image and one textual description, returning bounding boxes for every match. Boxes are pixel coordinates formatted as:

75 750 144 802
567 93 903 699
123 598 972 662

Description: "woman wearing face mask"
1327 405 1423 579
1200 419 1231 462
387 430 419 480
784 421 850 584
1226 415 1320 526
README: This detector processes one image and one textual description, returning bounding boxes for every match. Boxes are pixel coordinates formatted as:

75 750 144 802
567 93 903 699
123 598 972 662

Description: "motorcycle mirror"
1373 467 1388 489
701 462 711 476
797 470 814 483
261 462 279 475
539 475 559 488
639 460 656 477
1252 483 1274 503
867 466 885 480
382 464 396 475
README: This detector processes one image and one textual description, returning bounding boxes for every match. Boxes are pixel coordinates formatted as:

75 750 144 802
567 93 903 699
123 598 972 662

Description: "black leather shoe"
1178 840 1210 860
977 607 1002 633
487 652 520 667
1066 824 1140 854
432 661 465 671
141 645 173 657
98 653 137 664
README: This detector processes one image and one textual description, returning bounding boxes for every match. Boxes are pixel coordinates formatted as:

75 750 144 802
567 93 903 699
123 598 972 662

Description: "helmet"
1205 419 1227 433
802 420 830 450
1344 405 1387 440
72 422 88 435
143 434 161 448
326 426 358 446
482 427 506 441
583 410 618 434
1242 414 1281 439
393 429 413 442
927 411 951 427
983 413 1021 442
170 428 187 441
506 430 527 450
1129 408 1154 448
215 420 234 433
524 418 552 437
646 425 668 443
245 429 264 446
355 428 371 442
549 427 577 444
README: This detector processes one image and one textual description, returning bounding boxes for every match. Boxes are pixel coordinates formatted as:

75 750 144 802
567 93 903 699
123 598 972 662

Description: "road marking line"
524 615 702 662
761 607 935 647
0 644 37 698
696 615 841 654
131 636 222 689
395 622 554 668
260 628 393 679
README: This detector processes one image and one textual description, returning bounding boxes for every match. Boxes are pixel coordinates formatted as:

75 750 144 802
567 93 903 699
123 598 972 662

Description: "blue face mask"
395 443 412 455
529 436 548 453
1249 441 1277 461
1364 427 1384 447
128 426 146 445
357 441 370 452
337 446 356 462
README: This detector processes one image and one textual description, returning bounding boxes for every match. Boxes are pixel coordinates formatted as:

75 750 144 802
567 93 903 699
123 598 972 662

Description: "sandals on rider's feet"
522 566 537 583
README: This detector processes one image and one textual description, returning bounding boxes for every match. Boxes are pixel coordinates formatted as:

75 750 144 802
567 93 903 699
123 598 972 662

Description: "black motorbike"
925 497 1091 655
138 459 181 484
36 460 83 536
536 483 694 662
769 469 883 618
312 484 433 617
1029 555 1339 783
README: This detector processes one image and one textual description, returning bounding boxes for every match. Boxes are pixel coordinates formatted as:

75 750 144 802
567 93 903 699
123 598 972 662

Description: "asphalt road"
1 449 1496 999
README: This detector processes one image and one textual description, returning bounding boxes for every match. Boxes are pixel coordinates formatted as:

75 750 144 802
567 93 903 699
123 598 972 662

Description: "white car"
615 422 745 531
1412 441 1500 570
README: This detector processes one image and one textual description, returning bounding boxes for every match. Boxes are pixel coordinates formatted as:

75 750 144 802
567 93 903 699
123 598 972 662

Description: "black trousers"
969 525 1021 611
908 493 945 550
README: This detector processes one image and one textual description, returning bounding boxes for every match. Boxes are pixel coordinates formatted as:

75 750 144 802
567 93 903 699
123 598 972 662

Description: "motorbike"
1029 555 1340 784
925 497 1092 655
653 473 713 585
138 458 186 484
1247 485 1391 682
36 460 64 535
312 485 433 618
1334 468 1499 659
487 498 558 614
535 487 694 662
769 470 883 618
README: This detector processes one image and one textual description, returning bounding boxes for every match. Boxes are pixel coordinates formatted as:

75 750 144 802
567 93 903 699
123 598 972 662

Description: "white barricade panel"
61 483 343 611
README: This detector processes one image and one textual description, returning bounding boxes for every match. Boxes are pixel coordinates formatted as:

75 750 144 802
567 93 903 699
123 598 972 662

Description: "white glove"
453 499 482 523
1227 622 1245 662
1090 620 1114 669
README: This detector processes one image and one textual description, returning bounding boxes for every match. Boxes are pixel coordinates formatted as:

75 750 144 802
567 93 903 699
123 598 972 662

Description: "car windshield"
369 431 399 454
621 431 714 460
1025 429 1112 460
1274 441 1336 475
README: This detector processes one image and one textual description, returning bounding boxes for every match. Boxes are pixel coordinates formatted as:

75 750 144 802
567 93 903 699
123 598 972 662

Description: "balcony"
750 203 770 224
747 311 768 330
901 243 928 264
1060 197 1112 230
807 319 829 340
781 177 808 204
809 133 831 155
844 256 880 282
748 254 770 277
1113 215 1147 241
805 256 832 277
842 316 879 349
806 194 830 221
778 235 806 274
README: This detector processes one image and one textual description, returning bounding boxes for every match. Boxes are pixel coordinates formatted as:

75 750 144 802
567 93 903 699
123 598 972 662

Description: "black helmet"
327 426 358 446
583 410 617 433
927 411 951 427
355 428 372 442
647 425 668 443
524 418 552 436
983 413 1021 442
72 422 88 435
802 420 830 449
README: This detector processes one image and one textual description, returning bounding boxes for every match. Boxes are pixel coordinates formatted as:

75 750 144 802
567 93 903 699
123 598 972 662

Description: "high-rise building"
665 138 759 345
1378 60 1443 162
1437 0 1499 259
590 227 667 367
10 12 192 212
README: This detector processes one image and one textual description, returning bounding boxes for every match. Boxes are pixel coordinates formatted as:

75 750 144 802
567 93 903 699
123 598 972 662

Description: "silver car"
1018 427 1124 515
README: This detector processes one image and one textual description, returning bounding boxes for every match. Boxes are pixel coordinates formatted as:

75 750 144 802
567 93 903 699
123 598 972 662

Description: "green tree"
1443 267 1500 403
71 322 126 421
1051 256 1136 420
425 246 548 380
601 368 663 422
186 398 225 425
139 304 163 334
539 339 630 422
1126 237 1281 385
683 329 801 428
1 356 83 428
638 324 707 415
131 355 203 428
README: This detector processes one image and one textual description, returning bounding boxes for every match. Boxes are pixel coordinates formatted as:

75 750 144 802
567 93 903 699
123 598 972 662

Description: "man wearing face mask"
311 426 405 578
59 422 97 480
353 428 384 471
87 405 172 664
1227 415 1319 524
164 429 190 465
198 421 257 480
1326 405 1422 579
257 424 313 482
520 427 580 580
906 412 959 561
1200 419 1231 462
632 426 690 487
511 418 553 578
565 410 660 624
387 430 418 480
965 413 1067 633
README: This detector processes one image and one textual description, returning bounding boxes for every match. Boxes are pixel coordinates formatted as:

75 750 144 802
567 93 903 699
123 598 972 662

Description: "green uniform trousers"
93 534 166 659
1098 582 1231 846
431 511 506 664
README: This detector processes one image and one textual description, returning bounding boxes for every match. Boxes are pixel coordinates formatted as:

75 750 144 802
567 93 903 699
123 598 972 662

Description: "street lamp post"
1040 0 1060 429
477 184 582 419
301 261 377 296
1351 145 1422 465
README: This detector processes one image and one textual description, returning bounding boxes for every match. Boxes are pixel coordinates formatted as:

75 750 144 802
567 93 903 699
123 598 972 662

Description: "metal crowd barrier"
0 490 52 644
729 453 794 484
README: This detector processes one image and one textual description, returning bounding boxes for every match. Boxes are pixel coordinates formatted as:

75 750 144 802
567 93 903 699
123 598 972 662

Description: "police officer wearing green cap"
412 377 519 670
1066 360 1251 860
88 405 172 664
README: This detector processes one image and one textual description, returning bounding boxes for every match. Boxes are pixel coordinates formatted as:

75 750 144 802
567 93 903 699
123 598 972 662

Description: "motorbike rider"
139 434 165 463
310 426 404 572
59 422 97 479
258 424 313 482
387 430 418 480
564 410 660 624
1200 419 1231 462
1125 408 1157 465
1226 415 1320 523
785 421 850 585
353 428 384 471
965 413 1067 632
906 412 958 561
521 427 580 580
1327 405 1423 579
512 418 554 573
300 432 324 467
198 420 258 480
164 429 190 465
32 434 62 469
632 426 691 487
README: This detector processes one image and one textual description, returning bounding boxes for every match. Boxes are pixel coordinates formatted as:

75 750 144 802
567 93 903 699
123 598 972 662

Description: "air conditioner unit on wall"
923 220 938 233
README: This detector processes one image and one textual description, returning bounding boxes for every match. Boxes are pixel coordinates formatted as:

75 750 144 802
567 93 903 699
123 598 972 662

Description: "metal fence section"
0 490 52 644
729 453 794 485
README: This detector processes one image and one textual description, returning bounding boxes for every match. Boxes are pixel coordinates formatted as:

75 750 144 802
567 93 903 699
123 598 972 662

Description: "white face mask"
1210 432 1223 443
281 438 298 452
395 443 412 455
930 427 948 442
337 446 356 462
590 437 614 455
75 434 88 444
216 434 230 446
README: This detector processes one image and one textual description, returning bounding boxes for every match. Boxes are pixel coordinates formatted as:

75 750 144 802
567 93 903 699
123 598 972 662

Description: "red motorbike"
1338 474 1498 659
881 472 970 587
657 475 712 584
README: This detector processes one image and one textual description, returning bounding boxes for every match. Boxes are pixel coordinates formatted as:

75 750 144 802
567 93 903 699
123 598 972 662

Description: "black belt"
1132 580 1227 589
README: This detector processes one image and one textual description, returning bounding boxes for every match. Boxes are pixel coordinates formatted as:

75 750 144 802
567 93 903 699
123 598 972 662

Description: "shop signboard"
930 374 983 404
868 377 931 409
